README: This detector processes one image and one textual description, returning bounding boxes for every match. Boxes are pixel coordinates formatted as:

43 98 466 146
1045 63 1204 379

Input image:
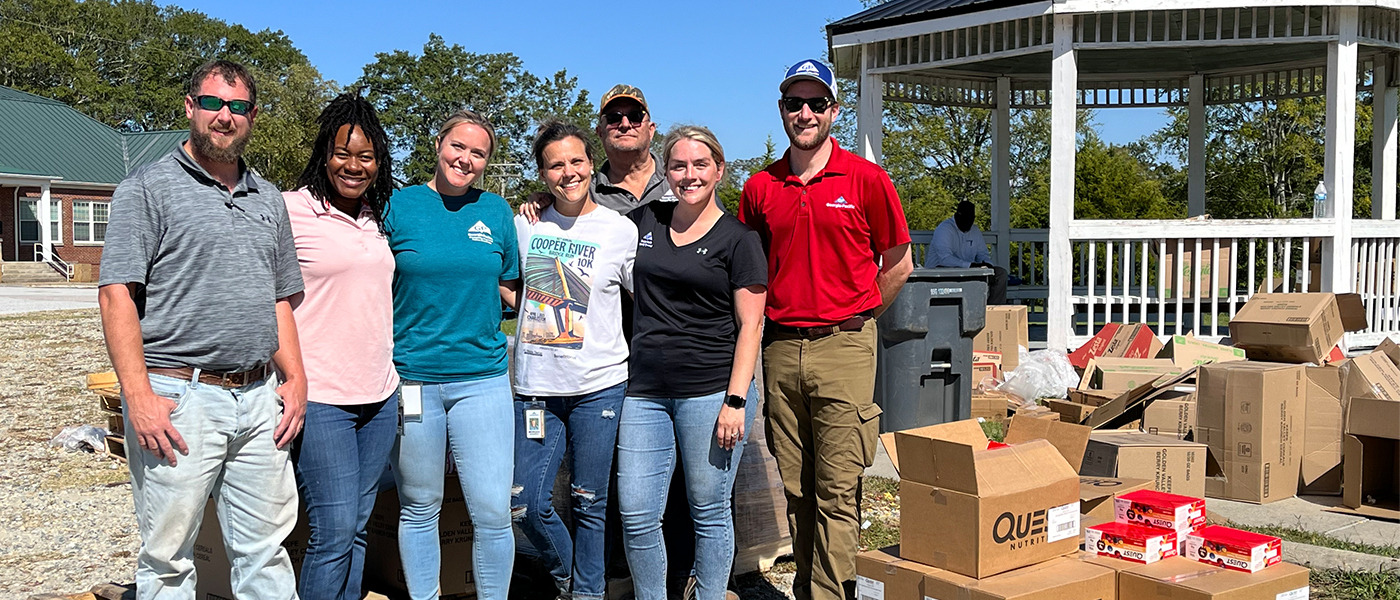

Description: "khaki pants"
762 319 882 600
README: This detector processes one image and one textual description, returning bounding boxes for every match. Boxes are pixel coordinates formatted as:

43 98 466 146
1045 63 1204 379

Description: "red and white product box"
1084 522 1178 564
1186 526 1283 573
1114 489 1206 534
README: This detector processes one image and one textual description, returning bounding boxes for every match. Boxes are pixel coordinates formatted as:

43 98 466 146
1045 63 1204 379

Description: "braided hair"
295 90 394 229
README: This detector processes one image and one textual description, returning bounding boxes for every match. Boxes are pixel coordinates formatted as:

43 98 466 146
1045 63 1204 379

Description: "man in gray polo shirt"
98 59 307 600
591 84 675 211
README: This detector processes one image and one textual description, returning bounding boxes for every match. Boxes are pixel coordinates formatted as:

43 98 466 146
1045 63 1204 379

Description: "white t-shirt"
512 204 637 396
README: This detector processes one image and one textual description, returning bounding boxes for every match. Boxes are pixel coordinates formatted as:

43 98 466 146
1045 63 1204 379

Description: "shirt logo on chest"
826 196 857 210
640 232 654 248
468 220 493 244
696 247 708 255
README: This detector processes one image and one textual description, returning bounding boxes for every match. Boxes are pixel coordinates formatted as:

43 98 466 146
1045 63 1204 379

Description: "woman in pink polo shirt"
283 92 399 600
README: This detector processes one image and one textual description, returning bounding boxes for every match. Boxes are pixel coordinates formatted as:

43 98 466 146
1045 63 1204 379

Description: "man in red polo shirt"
739 59 912 600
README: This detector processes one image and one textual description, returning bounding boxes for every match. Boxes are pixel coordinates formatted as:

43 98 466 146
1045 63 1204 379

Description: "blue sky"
170 0 1167 160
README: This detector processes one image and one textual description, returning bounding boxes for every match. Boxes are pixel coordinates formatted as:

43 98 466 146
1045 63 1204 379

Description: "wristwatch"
725 394 747 409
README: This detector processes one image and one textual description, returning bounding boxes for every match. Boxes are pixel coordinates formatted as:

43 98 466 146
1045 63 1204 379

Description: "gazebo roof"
828 0 1042 36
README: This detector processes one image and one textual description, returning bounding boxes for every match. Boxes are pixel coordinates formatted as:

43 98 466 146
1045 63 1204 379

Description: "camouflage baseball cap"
599 84 648 114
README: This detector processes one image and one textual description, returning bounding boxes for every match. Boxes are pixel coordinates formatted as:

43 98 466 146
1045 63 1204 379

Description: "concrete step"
0 262 66 283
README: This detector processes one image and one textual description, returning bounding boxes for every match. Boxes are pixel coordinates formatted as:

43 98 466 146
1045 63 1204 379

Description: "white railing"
32 243 73 281
912 220 1400 350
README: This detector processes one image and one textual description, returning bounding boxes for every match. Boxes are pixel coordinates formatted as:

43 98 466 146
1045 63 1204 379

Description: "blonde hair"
436 109 497 159
661 125 725 166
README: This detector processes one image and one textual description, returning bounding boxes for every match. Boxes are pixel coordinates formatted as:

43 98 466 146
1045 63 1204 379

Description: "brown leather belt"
770 312 874 339
147 365 271 388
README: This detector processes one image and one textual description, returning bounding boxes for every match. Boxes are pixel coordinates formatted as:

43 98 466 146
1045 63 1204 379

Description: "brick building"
0 86 185 280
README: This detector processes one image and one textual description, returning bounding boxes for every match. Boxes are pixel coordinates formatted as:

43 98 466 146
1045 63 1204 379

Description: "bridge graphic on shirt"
521 240 595 350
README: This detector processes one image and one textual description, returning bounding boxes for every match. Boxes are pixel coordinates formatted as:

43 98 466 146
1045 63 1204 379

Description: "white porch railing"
32 243 73 282
910 220 1400 350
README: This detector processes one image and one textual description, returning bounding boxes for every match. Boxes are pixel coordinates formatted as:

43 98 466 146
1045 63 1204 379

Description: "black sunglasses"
603 109 647 126
780 96 835 114
194 95 254 116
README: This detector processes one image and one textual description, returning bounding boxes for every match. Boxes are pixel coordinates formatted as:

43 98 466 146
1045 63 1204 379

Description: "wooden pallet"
104 435 126 463
95 388 121 413
105 414 124 436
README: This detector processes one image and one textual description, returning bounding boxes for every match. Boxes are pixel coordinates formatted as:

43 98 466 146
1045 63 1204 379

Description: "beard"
786 119 831 151
189 126 250 164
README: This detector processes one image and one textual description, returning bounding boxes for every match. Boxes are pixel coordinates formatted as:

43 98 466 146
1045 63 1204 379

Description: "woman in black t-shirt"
615 126 768 600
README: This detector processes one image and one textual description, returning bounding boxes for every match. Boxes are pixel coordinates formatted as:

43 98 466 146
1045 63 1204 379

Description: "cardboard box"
893 420 1081 578
1117 556 1309 600
1046 399 1097 424
1084 522 1177 564
1079 476 1154 520
1085 370 1198 430
1300 364 1344 494
1004 416 1092 471
1079 358 1182 391
1341 356 1400 518
1141 390 1196 439
193 498 310 600
976 306 1030 372
1070 323 1164 370
1229 293 1368 364
972 390 1011 421
1184 526 1282 573
1157 335 1247 368
1068 388 1119 407
1161 240 1233 299
1196 362 1305 504
973 361 1001 387
1081 431 1208 498
364 477 475 596
1375 337 1400 366
854 546 945 600
1114 490 1205 532
920 556 1116 600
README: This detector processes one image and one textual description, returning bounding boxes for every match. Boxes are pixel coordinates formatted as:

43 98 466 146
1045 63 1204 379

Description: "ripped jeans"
512 382 626 600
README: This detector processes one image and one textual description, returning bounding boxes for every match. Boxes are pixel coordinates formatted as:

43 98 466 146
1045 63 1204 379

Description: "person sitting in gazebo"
926 200 1010 305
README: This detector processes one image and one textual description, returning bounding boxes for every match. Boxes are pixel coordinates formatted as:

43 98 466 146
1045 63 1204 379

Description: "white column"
1323 6 1358 293
38 182 52 263
1374 54 1398 220
857 44 884 164
1188 74 1207 217
992 76 1013 269
1048 14 1078 352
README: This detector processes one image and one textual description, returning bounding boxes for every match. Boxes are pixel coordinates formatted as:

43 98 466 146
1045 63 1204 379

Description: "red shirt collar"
776 139 851 184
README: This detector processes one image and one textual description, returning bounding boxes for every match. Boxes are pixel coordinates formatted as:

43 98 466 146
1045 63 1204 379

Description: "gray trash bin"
874 267 991 432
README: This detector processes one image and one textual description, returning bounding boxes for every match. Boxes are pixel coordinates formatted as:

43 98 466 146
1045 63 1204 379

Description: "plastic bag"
996 348 1079 403
49 425 109 453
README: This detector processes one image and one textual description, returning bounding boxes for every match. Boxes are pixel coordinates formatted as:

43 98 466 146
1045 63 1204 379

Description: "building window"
18 199 61 245
73 201 109 243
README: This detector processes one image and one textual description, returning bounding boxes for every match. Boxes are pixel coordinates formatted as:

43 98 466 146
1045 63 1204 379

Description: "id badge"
525 400 546 440
398 382 423 435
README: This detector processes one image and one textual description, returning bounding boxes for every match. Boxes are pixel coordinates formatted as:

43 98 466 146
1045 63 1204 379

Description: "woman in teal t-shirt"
383 109 521 600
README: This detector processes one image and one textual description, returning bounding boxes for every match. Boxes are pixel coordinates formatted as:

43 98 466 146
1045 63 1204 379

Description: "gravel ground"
0 309 137 598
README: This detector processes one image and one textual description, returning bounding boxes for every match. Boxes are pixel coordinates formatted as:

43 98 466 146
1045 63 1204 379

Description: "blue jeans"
124 371 297 600
392 374 515 600
617 384 758 600
292 394 398 600
512 382 626 600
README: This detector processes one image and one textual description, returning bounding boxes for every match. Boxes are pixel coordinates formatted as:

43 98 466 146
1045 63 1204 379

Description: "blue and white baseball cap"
780 59 838 97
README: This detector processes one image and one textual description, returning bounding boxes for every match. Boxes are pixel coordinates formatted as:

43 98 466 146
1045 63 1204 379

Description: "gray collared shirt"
591 151 674 214
99 145 303 372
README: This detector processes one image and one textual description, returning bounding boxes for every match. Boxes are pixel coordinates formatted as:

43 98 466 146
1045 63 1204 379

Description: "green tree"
0 0 335 189
717 134 777 214
356 34 593 200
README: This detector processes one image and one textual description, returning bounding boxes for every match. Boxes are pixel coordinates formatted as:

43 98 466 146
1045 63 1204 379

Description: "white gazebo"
828 0 1400 350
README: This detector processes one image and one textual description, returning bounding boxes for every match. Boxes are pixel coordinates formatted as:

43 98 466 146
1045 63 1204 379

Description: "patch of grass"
1311 568 1400 600
0 307 97 322
980 418 1006 442
38 454 130 490
1230 523 1400 559
861 518 900 551
864 475 899 497
501 318 517 336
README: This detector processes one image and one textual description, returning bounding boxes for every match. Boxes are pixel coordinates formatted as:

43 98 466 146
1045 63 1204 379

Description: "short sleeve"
728 223 768 290
861 168 911 253
738 179 764 239
500 206 521 281
272 193 305 299
620 223 638 294
98 173 160 287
